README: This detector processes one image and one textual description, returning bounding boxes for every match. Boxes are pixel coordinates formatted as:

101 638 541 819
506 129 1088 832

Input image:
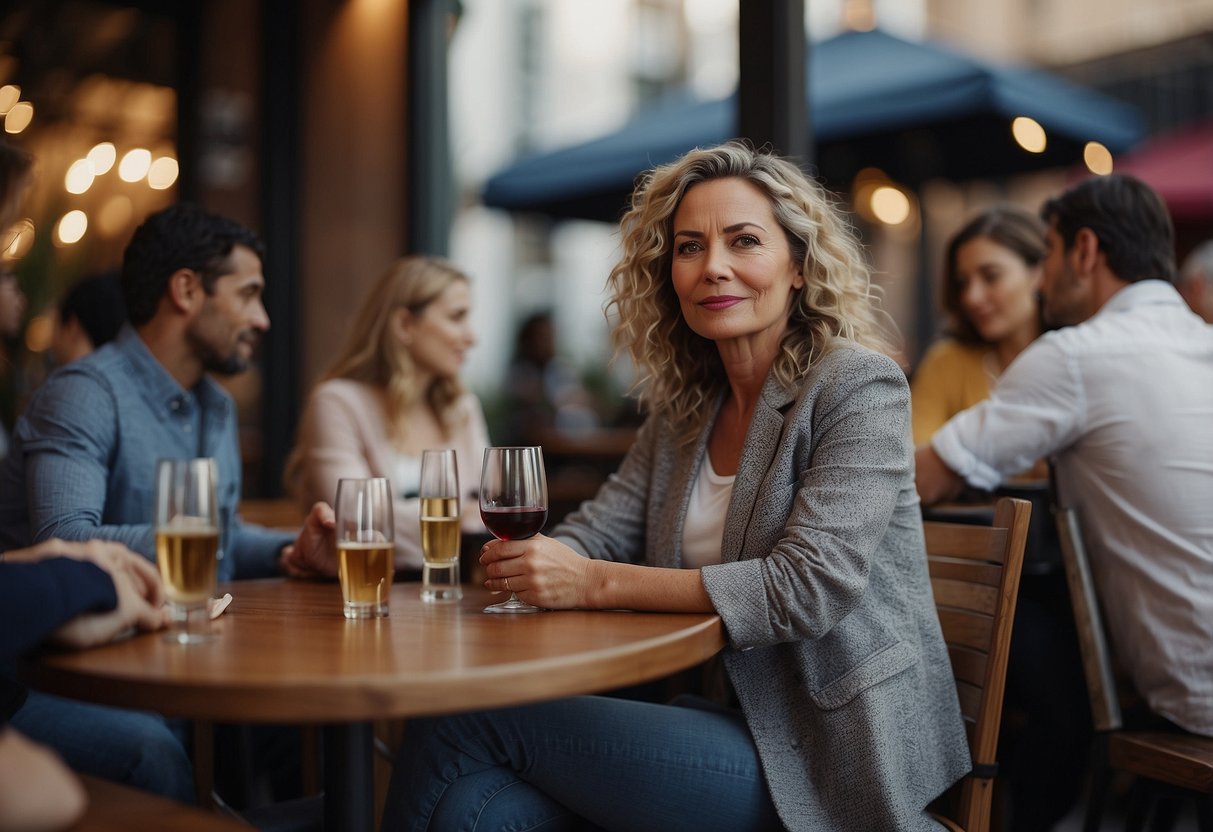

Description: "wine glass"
155 458 220 644
480 446 547 614
419 449 463 603
334 477 395 619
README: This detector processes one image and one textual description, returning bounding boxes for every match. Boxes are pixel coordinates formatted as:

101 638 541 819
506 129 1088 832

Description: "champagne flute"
334 477 395 619
155 458 220 644
419 449 463 603
480 446 547 614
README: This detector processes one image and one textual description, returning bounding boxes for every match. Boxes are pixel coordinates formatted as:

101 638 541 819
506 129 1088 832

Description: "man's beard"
1043 269 1086 328
192 331 256 376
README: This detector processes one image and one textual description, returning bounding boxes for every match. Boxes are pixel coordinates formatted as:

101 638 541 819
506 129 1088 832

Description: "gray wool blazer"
553 343 971 832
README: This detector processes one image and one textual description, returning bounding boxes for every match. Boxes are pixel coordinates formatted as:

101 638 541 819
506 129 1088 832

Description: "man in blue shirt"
0 203 338 800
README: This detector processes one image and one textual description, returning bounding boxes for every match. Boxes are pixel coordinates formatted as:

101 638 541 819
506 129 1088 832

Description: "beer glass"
155 458 220 644
419 449 463 603
480 446 547 614
334 477 395 619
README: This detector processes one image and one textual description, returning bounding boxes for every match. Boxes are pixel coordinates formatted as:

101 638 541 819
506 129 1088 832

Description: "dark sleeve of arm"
0 560 118 660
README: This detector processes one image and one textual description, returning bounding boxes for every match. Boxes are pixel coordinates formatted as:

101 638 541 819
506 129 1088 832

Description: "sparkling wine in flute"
156 527 220 605
420 497 461 564
419 450 463 603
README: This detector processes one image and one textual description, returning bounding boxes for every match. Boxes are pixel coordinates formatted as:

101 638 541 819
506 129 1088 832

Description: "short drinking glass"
335 477 395 619
419 449 463 603
155 458 220 644
480 446 547 614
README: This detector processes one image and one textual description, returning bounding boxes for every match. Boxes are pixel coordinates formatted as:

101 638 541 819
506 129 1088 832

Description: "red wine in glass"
480 506 547 540
480 446 548 614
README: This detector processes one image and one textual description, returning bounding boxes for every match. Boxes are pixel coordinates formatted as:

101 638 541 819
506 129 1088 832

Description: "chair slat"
931 578 1000 615
937 607 994 652
929 558 1004 587
947 645 989 689
955 679 983 722
1108 732 1213 793
923 523 1009 563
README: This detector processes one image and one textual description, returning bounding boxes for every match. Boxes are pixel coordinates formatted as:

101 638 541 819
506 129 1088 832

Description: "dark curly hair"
121 203 265 326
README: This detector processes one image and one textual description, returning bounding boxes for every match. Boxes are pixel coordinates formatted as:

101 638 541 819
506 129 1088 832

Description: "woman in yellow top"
911 205 1047 445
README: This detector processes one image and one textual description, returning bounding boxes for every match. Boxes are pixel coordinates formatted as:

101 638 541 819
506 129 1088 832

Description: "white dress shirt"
933 280 1213 736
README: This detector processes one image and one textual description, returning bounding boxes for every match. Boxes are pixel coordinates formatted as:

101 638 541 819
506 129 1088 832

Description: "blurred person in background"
918 174 1213 783
285 255 489 574
914 206 1086 831
383 142 969 832
911 206 1046 451
51 272 127 365
501 310 599 445
1178 239 1213 323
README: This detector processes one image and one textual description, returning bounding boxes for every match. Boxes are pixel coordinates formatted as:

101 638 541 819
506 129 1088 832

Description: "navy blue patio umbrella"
483 28 1144 222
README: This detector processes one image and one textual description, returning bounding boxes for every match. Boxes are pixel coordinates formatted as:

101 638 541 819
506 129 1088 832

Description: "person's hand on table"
6 538 166 610
480 534 594 609
280 502 338 579
52 563 169 649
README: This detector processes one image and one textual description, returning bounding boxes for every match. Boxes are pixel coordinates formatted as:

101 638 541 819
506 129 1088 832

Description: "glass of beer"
419 449 462 603
334 477 395 619
155 458 220 644
480 446 547 614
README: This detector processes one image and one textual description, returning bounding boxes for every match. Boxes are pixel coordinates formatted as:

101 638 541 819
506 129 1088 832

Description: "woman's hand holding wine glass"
479 446 548 614
479 533 599 610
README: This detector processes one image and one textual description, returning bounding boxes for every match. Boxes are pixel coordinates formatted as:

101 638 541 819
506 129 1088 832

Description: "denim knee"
125 722 196 804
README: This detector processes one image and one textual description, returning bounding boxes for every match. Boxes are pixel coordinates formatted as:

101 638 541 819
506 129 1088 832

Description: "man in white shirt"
917 175 1213 746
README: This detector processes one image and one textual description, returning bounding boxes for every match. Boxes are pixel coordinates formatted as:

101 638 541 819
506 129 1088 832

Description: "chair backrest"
1054 504 1123 732
926 496 1031 832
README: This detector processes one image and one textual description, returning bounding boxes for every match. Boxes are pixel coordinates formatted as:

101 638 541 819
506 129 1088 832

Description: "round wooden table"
24 579 725 832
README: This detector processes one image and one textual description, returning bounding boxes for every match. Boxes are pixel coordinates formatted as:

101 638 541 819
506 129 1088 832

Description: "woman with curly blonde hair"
383 142 969 832
285 255 489 572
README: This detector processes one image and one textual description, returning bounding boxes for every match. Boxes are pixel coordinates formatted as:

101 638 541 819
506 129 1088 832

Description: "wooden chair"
926 496 1032 832
1054 504 1213 832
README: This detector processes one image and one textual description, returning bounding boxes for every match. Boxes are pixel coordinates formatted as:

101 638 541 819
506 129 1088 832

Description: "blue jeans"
381 695 781 832
11 690 195 803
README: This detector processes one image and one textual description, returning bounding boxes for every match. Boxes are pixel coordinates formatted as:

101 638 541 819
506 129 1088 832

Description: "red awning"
1115 121 1213 220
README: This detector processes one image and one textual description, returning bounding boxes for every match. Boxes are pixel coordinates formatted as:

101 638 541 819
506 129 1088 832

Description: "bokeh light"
65 159 96 194
4 101 34 134
88 142 117 175
147 156 179 190
870 185 912 225
1084 141 1114 175
0 85 19 114
118 148 152 182
56 210 88 245
1011 116 1047 153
